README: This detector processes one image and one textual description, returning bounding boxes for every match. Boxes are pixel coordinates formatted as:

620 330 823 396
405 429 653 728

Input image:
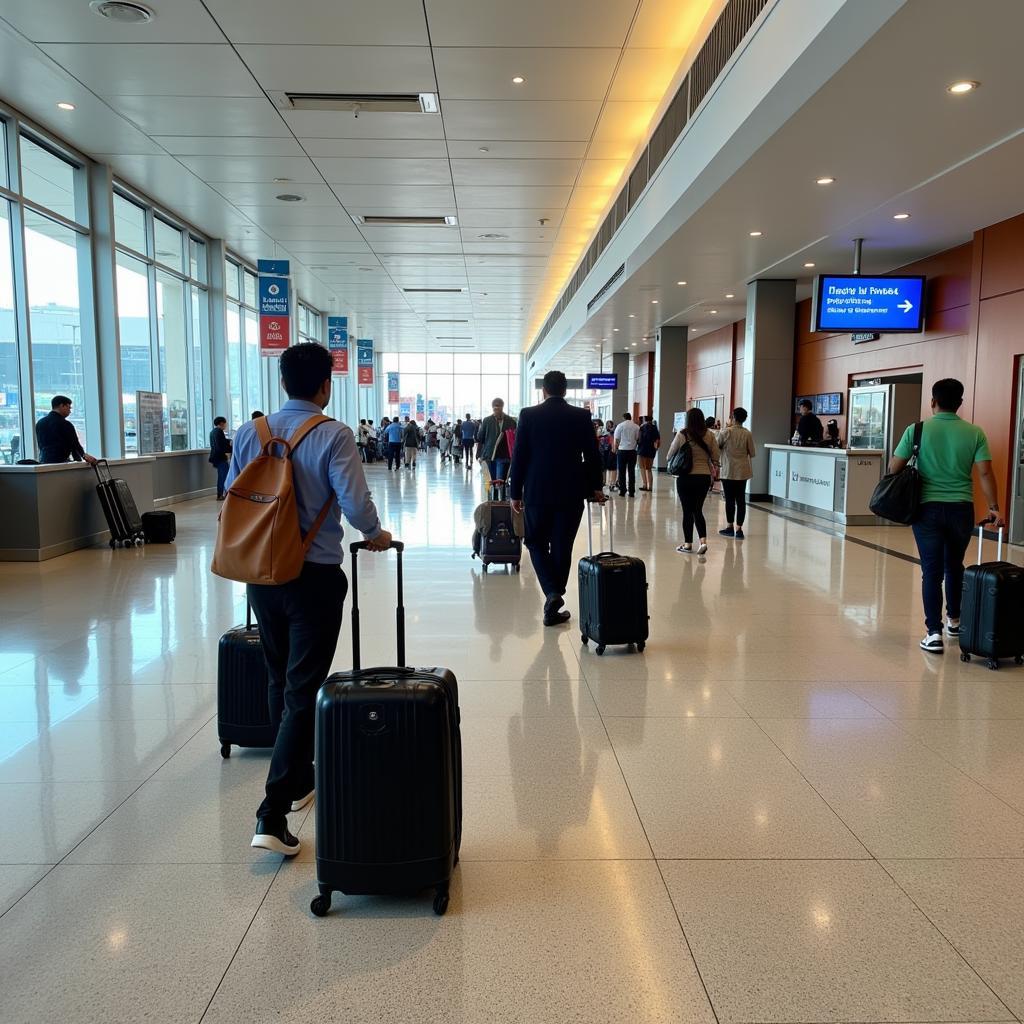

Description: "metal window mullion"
145 207 160 394
8 197 35 459
16 196 88 236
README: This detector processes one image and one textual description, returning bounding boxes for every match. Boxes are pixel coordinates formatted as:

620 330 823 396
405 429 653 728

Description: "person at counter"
889 378 1003 653
796 399 824 446
209 416 232 501
35 396 97 466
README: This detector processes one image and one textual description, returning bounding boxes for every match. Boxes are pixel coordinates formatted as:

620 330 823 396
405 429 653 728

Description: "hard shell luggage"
217 603 278 757
94 459 145 547
142 509 176 543
578 504 649 655
471 480 522 571
311 541 461 918
959 527 1024 670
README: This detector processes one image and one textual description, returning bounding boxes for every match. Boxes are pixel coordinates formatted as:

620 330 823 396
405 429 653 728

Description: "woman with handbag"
717 407 756 539
666 408 720 555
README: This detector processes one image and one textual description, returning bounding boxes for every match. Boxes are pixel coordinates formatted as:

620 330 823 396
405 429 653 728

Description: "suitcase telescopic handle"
348 540 405 672
976 524 1004 565
92 458 112 484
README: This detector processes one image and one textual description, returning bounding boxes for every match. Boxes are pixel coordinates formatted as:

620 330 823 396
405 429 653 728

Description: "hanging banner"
258 264 290 354
327 316 348 375
356 338 374 386
387 372 400 403
399 398 411 418
415 394 425 422
257 259 290 277
427 399 436 420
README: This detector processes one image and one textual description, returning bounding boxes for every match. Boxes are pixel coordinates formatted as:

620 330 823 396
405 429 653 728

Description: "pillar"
742 279 796 498
609 351 630 422
652 325 687 469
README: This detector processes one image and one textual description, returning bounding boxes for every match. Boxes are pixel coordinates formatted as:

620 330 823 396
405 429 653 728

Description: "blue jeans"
488 459 510 483
215 460 229 498
911 502 974 633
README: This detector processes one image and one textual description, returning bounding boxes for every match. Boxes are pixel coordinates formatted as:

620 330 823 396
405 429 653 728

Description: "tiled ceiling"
0 0 718 351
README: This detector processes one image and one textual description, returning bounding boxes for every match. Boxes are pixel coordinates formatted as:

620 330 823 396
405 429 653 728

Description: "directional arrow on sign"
898 300 913 313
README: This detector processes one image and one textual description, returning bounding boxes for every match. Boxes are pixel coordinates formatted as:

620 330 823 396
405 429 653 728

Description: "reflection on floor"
2 456 1024 1023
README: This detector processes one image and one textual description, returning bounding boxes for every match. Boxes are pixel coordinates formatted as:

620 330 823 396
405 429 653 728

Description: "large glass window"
0 202 19 463
226 305 242 427
113 193 147 255
224 258 265 426
115 252 151 454
19 134 83 224
155 270 188 450
153 218 184 273
244 309 260 419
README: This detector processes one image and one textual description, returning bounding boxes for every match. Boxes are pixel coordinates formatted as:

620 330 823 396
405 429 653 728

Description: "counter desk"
763 444 885 526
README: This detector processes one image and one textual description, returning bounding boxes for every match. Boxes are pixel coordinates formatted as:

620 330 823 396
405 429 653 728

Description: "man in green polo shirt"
889 378 1003 653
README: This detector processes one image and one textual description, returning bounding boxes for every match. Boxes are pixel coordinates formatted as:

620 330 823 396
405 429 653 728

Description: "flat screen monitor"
812 274 926 333
586 373 618 390
814 392 842 416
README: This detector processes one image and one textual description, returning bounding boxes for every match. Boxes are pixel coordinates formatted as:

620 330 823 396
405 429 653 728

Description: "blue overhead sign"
586 373 619 390
257 259 289 277
813 274 926 334
258 275 289 317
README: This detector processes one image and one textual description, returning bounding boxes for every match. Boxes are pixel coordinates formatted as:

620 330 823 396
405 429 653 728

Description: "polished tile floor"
2 456 1024 1023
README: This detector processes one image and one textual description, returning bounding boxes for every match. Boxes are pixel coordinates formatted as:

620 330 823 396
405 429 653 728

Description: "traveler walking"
35 395 98 465
384 417 403 470
476 398 517 483
508 371 605 626
667 408 720 555
888 378 1003 652
460 413 477 470
208 416 232 500
599 420 617 491
403 417 419 468
717 407 756 539
356 419 369 462
637 415 661 491
225 343 392 856
612 411 640 497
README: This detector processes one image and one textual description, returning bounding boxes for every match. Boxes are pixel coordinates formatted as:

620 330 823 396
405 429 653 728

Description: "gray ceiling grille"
280 93 422 113
360 215 454 226
403 287 464 293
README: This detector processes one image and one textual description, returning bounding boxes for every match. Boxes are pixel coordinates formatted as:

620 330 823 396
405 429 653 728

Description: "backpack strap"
287 414 333 456
254 415 273 449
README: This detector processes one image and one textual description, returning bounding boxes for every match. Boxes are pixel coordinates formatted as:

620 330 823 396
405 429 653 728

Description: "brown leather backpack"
211 414 333 585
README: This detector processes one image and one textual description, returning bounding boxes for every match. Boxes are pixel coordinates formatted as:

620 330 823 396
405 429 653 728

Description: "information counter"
763 444 884 526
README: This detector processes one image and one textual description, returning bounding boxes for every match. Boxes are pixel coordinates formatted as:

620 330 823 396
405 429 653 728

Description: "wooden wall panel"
980 212 1024 300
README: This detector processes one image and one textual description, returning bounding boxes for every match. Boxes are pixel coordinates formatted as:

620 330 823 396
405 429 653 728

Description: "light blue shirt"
226 400 382 564
385 421 403 443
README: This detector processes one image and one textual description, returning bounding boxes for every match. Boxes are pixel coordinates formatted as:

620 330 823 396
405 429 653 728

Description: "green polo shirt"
894 412 991 504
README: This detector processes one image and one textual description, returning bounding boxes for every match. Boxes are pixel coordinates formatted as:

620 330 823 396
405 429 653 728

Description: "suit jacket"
208 427 232 465
36 411 84 463
508 397 602 504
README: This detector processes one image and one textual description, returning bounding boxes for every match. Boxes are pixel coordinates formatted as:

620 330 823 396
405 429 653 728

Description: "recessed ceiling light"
628 313 635 318
630 342 637 347
804 262 815 268
947 80 979 94
512 76 526 85
815 176 835 185
709 309 718 314
275 193 304 202
56 102 75 111
90 1 154 23
612 327 620 332
691 327 698 332
677 280 687 286
651 299 658 304
273 177 291 183
749 230 762 237
893 212 911 220
725 293 734 298
478 146 489 153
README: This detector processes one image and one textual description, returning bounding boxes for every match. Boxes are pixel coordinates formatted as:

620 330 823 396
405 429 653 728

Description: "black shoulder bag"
869 421 922 524
667 432 693 476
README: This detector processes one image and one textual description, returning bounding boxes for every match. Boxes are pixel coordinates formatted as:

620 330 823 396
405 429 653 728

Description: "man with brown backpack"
214 342 392 857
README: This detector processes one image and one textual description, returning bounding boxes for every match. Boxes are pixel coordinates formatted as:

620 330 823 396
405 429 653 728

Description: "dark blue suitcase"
959 527 1024 670
217 604 278 757
311 541 461 917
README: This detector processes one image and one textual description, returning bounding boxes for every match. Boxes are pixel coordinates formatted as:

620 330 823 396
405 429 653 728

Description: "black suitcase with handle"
311 540 461 918
959 526 1024 670
578 504 649 655
94 459 145 547
142 509 176 543
217 603 278 757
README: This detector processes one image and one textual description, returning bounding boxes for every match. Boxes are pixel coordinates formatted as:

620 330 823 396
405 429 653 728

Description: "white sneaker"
919 633 944 653
696 542 708 556
945 619 961 638
291 790 314 813
676 545 693 554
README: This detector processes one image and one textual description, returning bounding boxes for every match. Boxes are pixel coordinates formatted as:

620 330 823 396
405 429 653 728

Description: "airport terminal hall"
7 0 1024 1021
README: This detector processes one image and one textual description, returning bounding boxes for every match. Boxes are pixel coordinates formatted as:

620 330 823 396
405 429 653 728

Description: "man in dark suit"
509 370 606 626
35 395 97 465
209 416 232 500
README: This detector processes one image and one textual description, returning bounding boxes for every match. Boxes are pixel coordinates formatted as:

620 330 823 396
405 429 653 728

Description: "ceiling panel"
456 208 565 229
178 155 323 183
237 44 436 93
608 48 687 102
333 184 456 209
462 242 554 256
1 0 219 43
371 241 466 255
446 140 589 160
460 227 555 243
576 159 630 189
628 0 718 50
442 100 602 141
204 0 429 45
235 205 360 230
244 224 369 242
283 240 373 254
360 226 463 244
209 181 341 206
450 158 581 188
455 185 573 209
282 110 445 140
155 136 307 157
424 0 636 47
313 157 452 186
302 138 449 159
108 95 289 137
433 47 617 100
41 43 261 97
589 100 659 146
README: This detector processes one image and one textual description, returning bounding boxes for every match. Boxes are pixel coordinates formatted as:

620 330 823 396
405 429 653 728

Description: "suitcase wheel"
595 645 606 656
988 659 999 671
637 641 646 653
960 652 971 663
433 884 450 917
220 742 231 759
109 539 116 549
482 562 489 573
310 888 332 917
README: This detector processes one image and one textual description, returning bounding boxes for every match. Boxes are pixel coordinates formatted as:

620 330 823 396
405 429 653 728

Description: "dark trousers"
215 460 229 498
524 500 585 600
462 440 475 464
911 501 974 634
616 450 637 495
676 474 712 543
386 441 402 469
247 562 348 823
487 458 510 484
722 478 748 526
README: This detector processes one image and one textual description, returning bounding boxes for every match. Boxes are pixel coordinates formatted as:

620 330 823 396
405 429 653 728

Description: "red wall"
630 351 655 418
687 321 742 421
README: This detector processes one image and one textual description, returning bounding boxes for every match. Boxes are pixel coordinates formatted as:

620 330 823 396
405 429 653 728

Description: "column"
608 351 629 420
652 325 687 469
206 239 229 427
742 279 796 498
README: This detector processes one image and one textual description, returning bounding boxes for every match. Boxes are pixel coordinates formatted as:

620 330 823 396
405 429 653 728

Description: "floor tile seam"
872 857 1022 1022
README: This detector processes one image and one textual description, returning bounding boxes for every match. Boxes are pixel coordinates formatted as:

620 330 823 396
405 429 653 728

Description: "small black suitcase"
217 604 278 757
472 480 522 571
959 526 1024 670
142 510 176 543
578 505 649 655
311 540 461 918
94 459 145 547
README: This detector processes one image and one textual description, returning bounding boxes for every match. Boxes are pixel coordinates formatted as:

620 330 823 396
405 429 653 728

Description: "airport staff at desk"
795 399 825 446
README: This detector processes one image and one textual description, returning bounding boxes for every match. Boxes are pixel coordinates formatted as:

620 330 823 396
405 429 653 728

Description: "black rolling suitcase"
471 480 522 571
94 459 145 547
142 510 176 543
311 540 461 918
217 603 278 757
578 504 649 655
959 526 1024 670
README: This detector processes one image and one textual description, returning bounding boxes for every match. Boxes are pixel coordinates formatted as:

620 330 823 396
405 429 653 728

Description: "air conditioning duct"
271 92 438 114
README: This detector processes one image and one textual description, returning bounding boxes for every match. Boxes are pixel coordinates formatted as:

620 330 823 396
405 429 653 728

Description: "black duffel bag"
142 509 176 543
869 421 922 524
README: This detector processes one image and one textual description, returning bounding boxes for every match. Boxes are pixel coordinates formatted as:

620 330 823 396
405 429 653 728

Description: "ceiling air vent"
90 1 154 23
273 92 438 114
359 215 457 226
403 287 464 294
426 319 470 323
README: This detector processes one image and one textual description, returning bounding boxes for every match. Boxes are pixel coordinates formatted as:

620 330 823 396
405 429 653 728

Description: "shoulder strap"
910 420 923 461
254 415 272 448
287 414 332 458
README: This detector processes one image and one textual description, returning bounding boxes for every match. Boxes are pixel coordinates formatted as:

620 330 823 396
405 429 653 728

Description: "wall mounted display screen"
812 274 926 333
586 373 618 390
814 392 843 415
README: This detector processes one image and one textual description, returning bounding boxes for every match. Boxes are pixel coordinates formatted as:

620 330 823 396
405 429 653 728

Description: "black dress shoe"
250 817 301 857
543 609 571 627
543 594 565 618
